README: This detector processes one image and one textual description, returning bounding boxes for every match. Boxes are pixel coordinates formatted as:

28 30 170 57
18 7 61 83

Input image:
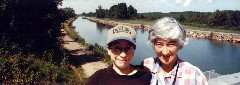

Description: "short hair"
148 17 188 49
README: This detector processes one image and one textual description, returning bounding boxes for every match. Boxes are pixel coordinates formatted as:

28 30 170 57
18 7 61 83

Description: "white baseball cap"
107 25 136 45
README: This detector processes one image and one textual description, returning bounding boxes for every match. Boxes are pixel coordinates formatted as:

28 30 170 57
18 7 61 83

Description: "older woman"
143 17 208 85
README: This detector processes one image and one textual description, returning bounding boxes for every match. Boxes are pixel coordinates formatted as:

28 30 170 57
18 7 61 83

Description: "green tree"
96 5 106 18
206 10 240 30
117 3 128 19
59 7 76 19
0 0 67 56
127 5 137 19
177 14 185 23
108 5 118 19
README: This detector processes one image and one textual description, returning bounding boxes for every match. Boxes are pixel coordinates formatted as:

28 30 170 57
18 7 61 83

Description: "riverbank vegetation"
0 0 85 84
62 18 110 84
82 2 240 34
62 18 87 46
63 18 111 65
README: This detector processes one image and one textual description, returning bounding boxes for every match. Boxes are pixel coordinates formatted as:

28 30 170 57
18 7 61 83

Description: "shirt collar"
155 57 182 78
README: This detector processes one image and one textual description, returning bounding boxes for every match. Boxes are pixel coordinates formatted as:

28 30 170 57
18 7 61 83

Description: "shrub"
0 54 82 84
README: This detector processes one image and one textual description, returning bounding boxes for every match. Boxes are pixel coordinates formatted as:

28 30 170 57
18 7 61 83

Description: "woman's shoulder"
142 57 156 70
179 61 208 84
180 61 205 75
143 57 155 65
180 61 200 70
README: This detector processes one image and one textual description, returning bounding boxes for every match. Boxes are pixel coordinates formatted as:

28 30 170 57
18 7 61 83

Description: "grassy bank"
63 18 111 65
102 18 240 34
104 18 151 25
184 26 240 34
63 18 87 46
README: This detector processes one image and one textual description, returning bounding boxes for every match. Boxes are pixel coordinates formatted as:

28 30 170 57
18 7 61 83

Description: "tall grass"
0 53 83 84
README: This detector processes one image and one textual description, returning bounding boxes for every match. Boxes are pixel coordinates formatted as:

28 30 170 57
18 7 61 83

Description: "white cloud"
161 0 168 3
176 0 184 4
176 0 193 6
184 0 193 6
207 0 213 3
102 0 117 4
59 0 240 14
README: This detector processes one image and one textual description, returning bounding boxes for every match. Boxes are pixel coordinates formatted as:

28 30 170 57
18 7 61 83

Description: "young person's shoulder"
86 67 110 85
131 64 152 82
132 64 151 76
91 66 110 76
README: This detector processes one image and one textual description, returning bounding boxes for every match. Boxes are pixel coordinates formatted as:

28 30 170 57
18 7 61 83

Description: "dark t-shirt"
86 65 151 85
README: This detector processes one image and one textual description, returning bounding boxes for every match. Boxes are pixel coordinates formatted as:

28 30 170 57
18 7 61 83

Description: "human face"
107 40 135 69
153 38 180 66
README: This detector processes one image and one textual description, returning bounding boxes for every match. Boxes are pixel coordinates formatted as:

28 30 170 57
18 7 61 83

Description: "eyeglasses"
110 46 135 55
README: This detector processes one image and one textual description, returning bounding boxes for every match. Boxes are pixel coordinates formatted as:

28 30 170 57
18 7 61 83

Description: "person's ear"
106 45 109 49
106 45 111 55
177 45 182 50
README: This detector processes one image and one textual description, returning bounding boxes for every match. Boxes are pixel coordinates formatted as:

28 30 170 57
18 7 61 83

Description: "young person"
143 17 208 85
86 25 151 85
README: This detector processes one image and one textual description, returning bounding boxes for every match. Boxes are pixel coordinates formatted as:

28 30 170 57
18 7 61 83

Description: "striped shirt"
143 57 208 85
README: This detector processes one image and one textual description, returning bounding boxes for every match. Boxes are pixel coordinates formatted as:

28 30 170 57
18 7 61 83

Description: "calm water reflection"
73 17 240 75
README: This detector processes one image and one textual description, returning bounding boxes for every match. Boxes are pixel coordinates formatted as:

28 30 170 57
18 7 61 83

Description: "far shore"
83 16 240 43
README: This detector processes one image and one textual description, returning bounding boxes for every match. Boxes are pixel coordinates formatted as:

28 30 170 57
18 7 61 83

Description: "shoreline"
84 17 240 43
61 18 108 80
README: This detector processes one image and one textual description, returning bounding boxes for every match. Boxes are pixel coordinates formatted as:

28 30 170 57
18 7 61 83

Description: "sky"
58 0 240 14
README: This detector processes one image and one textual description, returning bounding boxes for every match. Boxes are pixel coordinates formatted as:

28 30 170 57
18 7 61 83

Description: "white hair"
148 17 188 49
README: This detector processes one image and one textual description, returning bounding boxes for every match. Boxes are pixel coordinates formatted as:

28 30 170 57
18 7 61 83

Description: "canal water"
73 17 240 75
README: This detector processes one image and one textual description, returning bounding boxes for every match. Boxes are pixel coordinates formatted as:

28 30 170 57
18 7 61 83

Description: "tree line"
140 10 240 30
83 3 240 31
82 3 138 19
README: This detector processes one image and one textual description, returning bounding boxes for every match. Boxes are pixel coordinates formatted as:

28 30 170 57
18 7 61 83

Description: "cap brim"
107 37 136 45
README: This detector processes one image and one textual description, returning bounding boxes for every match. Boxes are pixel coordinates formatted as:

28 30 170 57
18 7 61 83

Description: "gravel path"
81 61 108 77
61 28 108 77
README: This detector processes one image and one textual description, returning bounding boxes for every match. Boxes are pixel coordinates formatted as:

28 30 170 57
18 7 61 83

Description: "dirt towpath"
61 28 108 78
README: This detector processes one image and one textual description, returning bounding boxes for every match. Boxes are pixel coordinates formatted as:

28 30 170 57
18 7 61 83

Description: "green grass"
103 18 152 25
102 18 240 34
0 54 82 84
64 26 79 39
63 19 87 46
